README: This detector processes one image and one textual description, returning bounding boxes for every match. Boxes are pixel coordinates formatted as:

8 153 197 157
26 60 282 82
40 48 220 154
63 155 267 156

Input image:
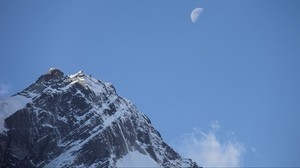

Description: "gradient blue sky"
1 0 300 167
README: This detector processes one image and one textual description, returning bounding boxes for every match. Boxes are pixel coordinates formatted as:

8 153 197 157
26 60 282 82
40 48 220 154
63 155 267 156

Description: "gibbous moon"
191 7 204 23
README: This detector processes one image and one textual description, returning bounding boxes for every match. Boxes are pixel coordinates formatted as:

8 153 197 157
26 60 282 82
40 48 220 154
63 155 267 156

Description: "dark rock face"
0 69 199 168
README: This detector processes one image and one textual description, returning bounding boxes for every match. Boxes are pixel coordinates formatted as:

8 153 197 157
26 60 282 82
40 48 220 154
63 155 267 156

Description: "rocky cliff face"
0 68 199 167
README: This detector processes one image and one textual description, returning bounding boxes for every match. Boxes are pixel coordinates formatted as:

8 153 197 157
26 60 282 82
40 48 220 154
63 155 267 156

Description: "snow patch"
116 150 160 167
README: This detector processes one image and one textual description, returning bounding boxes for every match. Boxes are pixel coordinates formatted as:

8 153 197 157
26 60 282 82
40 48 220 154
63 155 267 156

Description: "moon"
191 7 204 23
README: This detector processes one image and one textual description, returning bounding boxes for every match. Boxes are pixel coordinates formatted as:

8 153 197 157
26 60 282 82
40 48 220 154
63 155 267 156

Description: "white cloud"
0 83 10 98
251 147 257 153
177 121 245 167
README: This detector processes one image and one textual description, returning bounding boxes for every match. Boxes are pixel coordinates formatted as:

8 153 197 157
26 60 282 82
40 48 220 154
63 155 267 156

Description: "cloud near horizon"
0 83 10 98
177 121 245 167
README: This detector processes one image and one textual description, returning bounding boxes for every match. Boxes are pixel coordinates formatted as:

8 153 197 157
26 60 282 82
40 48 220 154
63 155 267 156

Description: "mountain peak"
47 68 64 77
69 70 85 78
67 70 116 96
0 69 200 168
35 68 64 84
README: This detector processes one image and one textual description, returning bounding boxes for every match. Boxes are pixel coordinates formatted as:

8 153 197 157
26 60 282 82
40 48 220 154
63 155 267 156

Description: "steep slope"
0 68 199 167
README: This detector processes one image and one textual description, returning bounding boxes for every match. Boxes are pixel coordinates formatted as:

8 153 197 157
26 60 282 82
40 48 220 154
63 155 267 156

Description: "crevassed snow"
0 95 32 132
116 150 160 167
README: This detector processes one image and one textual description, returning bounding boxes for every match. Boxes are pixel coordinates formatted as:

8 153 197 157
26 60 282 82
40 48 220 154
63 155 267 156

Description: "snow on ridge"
68 71 109 95
0 95 32 132
69 70 84 79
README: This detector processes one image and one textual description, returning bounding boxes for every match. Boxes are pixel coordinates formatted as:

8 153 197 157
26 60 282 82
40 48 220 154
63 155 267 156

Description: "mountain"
0 68 199 168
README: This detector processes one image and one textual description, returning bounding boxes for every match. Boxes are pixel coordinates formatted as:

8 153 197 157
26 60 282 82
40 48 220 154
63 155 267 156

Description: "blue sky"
1 0 300 167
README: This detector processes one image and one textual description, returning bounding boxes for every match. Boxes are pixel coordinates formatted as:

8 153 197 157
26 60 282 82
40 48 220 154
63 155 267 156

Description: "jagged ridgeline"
0 68 199 168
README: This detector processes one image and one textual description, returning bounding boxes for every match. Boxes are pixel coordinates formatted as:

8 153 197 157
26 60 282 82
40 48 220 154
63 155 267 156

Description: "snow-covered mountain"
0 68 199 167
